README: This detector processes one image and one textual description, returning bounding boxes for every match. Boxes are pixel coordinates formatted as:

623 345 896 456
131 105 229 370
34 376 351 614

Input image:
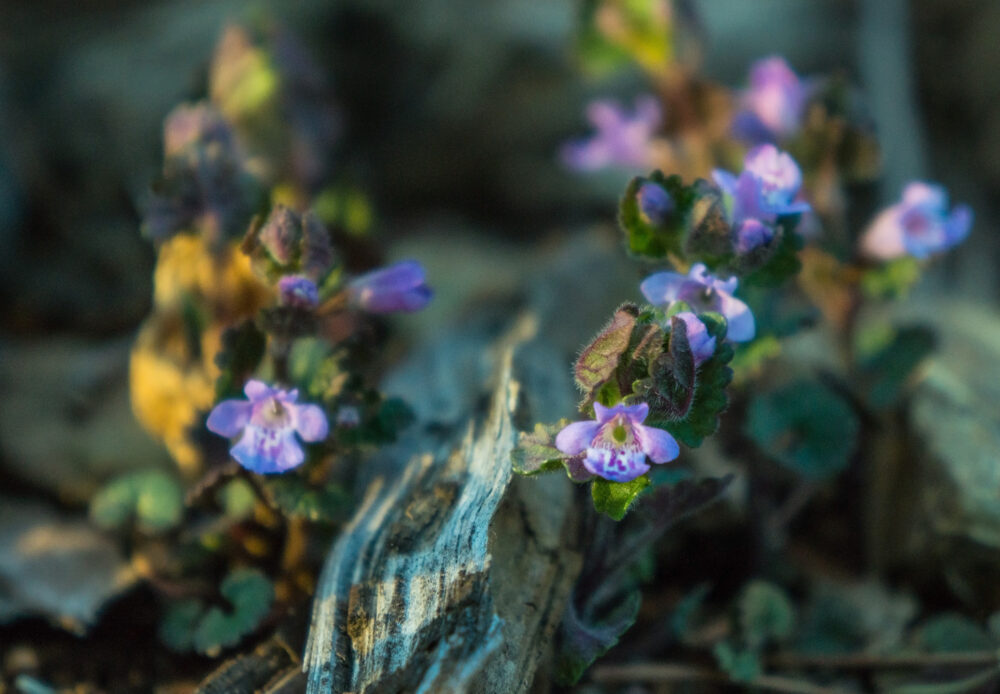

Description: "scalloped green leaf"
591 474 650 521
746 379 858 480
193 569 273 655
90 469 184 533
512 421 568 476
159 569 273 656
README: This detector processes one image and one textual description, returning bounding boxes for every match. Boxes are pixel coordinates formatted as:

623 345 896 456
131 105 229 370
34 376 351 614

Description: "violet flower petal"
294 403 330 442
555 420 602 456
206 400 253 437
635 423 680 464
640 270 687 305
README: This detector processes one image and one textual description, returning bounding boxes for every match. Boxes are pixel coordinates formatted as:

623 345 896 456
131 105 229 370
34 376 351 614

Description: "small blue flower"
278 275 319 309
347 260 433 314
674 312 717 366
860 182 972 260
560 96 662 172
640 263 755 342
732 56 810 142
207 380 329 474
555 402 679 483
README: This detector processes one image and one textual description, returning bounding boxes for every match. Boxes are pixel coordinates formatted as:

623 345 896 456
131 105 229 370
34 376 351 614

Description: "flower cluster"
859 182 972 261
732 56 810 143
713 144 811 254
560 96 662 172
641 263 755 343
556 403 679 483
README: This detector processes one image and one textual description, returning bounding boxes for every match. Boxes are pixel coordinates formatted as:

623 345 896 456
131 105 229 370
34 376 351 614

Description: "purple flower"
735 218 774 253
560 96 661 172
733 56 809 142
555 402 679 483
640 263 755 342
278 275 319 309
674 312 716 366
347 260 433 314
207 380 329 474
637 182 674 225
859 182 973 260
713 145 810 223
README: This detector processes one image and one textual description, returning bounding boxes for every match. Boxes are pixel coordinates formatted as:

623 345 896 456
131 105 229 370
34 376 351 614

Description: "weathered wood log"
303 316 582 693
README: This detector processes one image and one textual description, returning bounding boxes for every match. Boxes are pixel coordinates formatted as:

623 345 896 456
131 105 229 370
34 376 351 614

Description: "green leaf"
265 476 352 523
646 312 734 448
746 380 859 480
860 257 921 299
512 421 570 476
90 470 184 533
671 583 711 640
193 569 274 655
555 590 641 685
743 218 803 288
214 320 267 399
217 479 257 519
575 304 638 402
591 474 651 521
159 599 203 652
636 314 695 420
918 613 996 653
860 325 936 410
619 172 696 260
159 569 273 656
713 641 762 683
740 580 796 649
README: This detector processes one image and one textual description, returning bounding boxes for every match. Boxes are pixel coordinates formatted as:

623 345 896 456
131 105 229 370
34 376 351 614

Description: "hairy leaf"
591 474 651 521
511 421 570 476
645 312 734 448
575 304 638 401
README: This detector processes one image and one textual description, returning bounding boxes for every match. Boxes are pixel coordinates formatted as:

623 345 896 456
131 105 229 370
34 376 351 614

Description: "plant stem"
591 662 854 694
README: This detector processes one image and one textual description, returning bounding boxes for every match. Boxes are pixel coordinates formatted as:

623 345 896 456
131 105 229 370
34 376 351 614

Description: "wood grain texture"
304 317 581 693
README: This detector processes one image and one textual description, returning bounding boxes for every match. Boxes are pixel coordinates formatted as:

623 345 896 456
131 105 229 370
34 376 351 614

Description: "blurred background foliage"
2 0 1000 691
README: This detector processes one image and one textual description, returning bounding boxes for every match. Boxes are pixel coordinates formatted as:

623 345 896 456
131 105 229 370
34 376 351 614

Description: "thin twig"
591 662 854 694
768 650 1000 672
